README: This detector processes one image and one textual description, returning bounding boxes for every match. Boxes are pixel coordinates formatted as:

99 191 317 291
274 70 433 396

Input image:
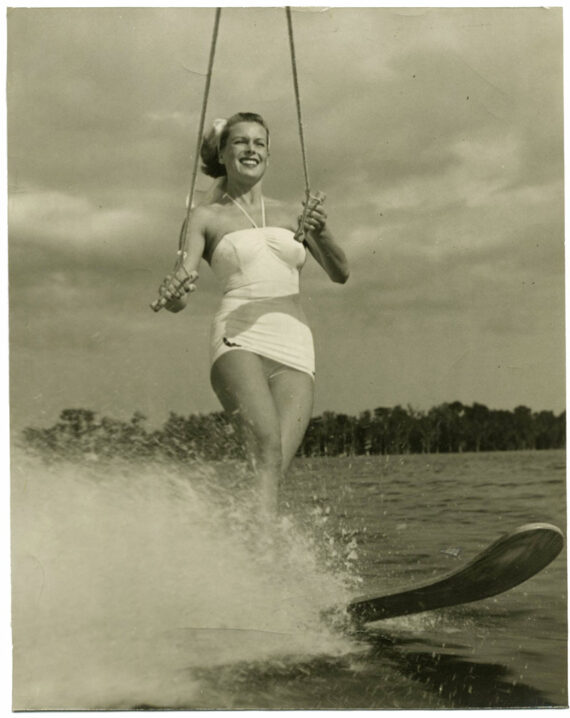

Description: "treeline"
21 402 565 462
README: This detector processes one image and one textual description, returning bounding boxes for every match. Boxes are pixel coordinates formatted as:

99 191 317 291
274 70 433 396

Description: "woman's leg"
211 350 283 514
268 368 314 474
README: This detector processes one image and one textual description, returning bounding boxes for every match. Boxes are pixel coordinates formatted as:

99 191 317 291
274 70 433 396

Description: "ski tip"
510 522 563 538
346 522 564 625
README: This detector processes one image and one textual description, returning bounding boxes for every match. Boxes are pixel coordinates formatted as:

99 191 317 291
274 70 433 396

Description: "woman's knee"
250 422 282 466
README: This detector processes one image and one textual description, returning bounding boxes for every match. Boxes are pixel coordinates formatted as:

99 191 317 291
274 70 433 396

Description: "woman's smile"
239 155 260 168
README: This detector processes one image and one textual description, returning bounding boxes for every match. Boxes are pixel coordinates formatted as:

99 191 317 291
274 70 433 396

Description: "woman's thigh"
211 350 313 472
268 368 314 473
210 350 281 452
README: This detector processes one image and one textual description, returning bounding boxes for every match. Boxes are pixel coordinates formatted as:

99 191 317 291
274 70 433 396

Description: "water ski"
348 522 564 624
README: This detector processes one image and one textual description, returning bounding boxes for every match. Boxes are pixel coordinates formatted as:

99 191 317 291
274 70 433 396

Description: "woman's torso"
204 196 306 299
202 196 296 261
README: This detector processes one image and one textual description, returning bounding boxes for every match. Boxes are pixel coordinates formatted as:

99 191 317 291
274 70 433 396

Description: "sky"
6 5 565 433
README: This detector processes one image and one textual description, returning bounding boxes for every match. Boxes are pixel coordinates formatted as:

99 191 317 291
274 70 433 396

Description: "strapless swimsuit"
208 196 315 379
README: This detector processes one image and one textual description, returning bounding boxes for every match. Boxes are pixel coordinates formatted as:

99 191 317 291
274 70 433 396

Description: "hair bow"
212 118 227 145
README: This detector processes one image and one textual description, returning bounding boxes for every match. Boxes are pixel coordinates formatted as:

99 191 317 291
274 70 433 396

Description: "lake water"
11 448 566 710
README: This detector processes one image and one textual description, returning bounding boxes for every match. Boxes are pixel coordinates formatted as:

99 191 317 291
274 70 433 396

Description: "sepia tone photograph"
7 5 566 710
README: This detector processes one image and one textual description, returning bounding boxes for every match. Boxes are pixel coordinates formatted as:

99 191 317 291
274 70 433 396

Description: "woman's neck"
224 178 263 205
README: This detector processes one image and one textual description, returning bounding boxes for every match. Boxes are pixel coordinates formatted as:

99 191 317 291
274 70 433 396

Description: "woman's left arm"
301 201 349 283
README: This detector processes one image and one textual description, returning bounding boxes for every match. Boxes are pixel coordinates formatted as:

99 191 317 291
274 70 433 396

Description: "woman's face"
219 121 269 183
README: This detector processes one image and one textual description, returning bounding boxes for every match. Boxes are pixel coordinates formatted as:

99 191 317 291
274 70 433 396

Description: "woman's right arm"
157 208 208 313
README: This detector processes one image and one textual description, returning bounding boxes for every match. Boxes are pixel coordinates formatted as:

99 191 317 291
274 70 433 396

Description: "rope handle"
294 190 326 242
150 264 197 313
150 217 189 312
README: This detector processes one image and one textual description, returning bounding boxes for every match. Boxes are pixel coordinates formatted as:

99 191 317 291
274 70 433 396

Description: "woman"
158 112 349 515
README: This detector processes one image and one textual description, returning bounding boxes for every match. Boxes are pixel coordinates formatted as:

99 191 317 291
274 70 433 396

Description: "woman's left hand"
300 199 327 237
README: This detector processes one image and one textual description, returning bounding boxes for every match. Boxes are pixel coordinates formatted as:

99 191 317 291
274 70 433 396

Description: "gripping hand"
150 267 198 312
294 191 327 242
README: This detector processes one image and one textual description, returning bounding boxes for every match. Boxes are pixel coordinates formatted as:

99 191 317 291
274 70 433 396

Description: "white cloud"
9 190 150 250
146 110 190 128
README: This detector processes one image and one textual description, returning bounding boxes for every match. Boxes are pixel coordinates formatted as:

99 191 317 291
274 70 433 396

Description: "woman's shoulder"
189 202 221 226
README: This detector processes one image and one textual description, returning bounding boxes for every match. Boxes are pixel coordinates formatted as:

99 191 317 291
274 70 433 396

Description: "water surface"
11 449 566 709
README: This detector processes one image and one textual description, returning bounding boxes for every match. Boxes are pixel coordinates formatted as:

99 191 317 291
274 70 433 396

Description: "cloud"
7 7 565 425
9 190 149 250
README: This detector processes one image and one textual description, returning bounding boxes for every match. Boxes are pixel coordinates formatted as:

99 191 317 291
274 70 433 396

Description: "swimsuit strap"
224 193 265 228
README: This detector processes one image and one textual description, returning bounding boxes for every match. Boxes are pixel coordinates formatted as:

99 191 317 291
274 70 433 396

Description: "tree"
429 402 466 453
386 405 414 454
513 405 536 450
371 407 390 454
299 416 323 457
21 401 566 463
355 410 372 455
464 403 491 452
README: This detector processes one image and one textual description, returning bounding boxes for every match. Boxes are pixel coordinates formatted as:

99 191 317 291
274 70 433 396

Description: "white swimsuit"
208 196 315 378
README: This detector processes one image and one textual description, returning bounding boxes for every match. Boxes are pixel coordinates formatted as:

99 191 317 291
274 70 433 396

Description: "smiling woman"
154 112 349 516
201 112 271 181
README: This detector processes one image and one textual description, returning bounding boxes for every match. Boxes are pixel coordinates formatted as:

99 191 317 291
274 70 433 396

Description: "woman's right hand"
153 268 199 313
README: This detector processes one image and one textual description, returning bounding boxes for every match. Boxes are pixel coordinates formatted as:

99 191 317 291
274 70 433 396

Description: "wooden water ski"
348 523 563 624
